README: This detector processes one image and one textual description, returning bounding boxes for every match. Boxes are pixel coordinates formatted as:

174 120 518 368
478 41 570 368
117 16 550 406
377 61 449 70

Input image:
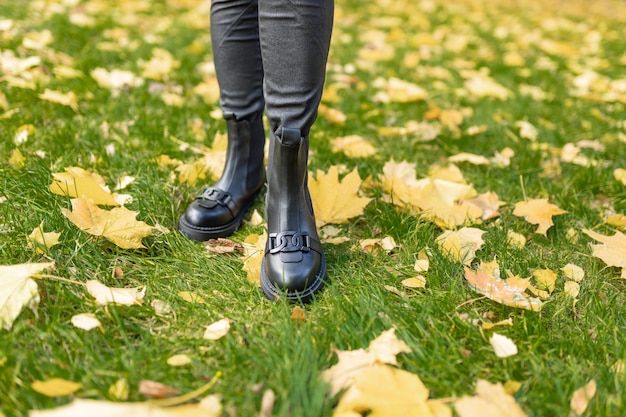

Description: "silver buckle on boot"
268 231 311 254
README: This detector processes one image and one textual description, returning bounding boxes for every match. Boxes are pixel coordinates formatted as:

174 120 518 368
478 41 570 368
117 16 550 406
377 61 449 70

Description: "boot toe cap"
263 251 323 293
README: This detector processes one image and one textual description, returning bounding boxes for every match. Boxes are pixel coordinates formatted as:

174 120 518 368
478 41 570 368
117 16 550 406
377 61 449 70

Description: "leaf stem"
32 274 86 286
146 371 222 407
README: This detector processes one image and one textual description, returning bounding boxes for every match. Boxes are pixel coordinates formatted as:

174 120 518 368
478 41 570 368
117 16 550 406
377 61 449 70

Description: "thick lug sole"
178 190 260 241
260 252 327 303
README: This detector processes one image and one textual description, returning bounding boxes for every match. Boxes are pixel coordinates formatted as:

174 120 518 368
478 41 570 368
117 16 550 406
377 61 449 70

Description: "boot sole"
260 253 327 303
178 191 260 241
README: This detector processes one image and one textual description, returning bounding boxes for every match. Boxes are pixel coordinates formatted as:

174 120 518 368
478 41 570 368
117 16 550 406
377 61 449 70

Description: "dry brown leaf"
322 328 411 396
61 197 154 249
86 280 145 306
0 262 53 330
455 380 528 417
513 199 566 236
583 229 626 278
464 260 543 311
139 380 179 399
309 166 372 227
205 238 244 254
291 306 307 321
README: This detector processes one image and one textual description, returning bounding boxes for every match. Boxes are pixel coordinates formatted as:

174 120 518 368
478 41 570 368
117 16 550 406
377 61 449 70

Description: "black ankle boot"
179 113 265 241
260 128 327 302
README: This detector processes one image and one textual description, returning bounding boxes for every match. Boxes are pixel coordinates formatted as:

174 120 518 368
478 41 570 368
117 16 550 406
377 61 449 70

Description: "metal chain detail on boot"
196 187 236 213
268 231 311 254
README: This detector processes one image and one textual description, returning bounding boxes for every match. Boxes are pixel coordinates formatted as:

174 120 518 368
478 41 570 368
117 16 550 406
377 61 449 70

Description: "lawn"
1 0 626 416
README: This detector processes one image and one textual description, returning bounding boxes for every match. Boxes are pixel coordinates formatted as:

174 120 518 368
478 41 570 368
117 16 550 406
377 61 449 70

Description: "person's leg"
258 0 334 301
179 0 266 241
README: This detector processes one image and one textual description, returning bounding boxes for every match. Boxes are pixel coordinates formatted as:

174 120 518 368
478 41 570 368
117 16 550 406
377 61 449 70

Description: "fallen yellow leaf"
455 380 528 417
50 167 119 206
86 280 146 306
569 380 596 417
32 378 82 397
464 260 543 311
28 222 61 253
203 319 230 340
436 227 485 265
38 89 78 111
532 269 557 292
309 166 372 227
9 148 25 169
322 328 411 396
583 229 626 278
331 135 376 158
178 291 206 304
70 313 101 331
61 197 154 249
513 198 566 236
333 364 450 417
0 262 53 330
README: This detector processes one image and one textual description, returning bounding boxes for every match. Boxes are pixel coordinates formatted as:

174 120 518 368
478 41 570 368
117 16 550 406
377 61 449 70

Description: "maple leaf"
50 167 120 206
322 328 411 396
455 380 528 417
583 229 626 278
436 228 485 265
61 197 154 249
308 166 372 227
513 198 566 236
86 280 146 306
333 365 451 417
28 221 61 253
464 260 543 311
0 262 53 330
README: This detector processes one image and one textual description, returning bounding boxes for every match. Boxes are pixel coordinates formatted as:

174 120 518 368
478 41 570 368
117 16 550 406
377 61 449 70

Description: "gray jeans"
210 0 334 137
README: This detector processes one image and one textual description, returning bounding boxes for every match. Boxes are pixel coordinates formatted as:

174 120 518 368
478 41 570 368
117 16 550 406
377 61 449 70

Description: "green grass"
1 0 626 416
